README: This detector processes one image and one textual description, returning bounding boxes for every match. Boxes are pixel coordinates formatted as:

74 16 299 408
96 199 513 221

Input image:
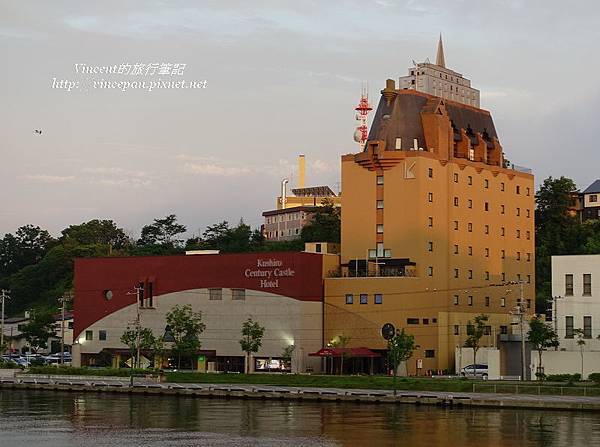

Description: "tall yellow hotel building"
324 38 534 375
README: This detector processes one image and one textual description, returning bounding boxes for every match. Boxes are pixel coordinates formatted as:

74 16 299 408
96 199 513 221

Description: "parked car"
460 364 488 378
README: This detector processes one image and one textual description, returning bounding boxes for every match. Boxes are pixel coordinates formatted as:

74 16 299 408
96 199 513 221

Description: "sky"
1 0 599 238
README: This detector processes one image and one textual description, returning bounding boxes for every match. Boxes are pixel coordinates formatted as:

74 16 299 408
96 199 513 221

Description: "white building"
398 36 480 108
552 255 600 351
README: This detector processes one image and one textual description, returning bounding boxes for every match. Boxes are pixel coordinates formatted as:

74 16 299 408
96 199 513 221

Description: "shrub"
546 373 581 383
0 359 21 369
588 373 600 384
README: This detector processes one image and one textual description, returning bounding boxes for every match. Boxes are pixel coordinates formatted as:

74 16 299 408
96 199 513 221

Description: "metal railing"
472 383 600 397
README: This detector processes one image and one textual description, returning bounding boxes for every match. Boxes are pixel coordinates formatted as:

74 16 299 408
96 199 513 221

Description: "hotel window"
360 294 368 305
425 350 435 358
485 248 489 257
484 179 489 189
484 202 489 211
468 246 473 256
468 176 473 185
591 195 598 202
377 200 384 209
501 227 505 236
468 270 473 279
454 173 459 183
584 316 592 338
516 207 520 216
345 294 354 305
428 266 434 277
428 168 433 178
85 330 93 341
377 243 384 257
454 325 460 335
527 253 531 262
517 251 521 261
468 296 473 306
500 325 508 335
526 187 530 196
454 221 459 230
454 268 459 278
428 217 433 227
428 241 433 252
395 137 402 149
375 294 383 305
407 318 420 325
232 289 246 301
501 272 506 282
384 249 392 258
423 318 429 325
517 230 521 239
484 326 492 336
377 175 384 185
517 274 521 282
99 330 107 341
516 185 521 194
565 274 574 296
377 224 384 234
454 245 459 254
453 295 459 305
485 296 490 307
526 231 531 240
485 271 490 280
468 199 473 209
565 316 574 338
501 182 505 191
466 324 474 335
526 209 531 218
527 275 531 284
454 197 459 206
501 297 506 307
501 205 505 214
428 193 434 202
485 224 489 235
209 288 223 300
583 274 592 296
468 223 473 232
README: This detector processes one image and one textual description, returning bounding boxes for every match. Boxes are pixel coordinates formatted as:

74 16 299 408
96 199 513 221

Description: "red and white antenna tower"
353 83 373 149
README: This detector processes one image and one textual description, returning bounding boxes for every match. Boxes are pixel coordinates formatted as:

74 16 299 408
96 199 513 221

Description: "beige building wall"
74 288 323 373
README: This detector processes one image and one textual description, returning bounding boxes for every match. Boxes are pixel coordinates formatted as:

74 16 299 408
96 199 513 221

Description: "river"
0 390 599 446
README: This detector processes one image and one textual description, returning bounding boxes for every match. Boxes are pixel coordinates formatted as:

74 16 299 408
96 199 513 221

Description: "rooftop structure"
398 35 480 108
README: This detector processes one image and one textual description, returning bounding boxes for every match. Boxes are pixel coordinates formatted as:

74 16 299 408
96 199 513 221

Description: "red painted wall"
74 252 324 339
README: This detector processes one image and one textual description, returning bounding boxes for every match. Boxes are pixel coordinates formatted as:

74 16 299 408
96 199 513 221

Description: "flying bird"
33 129 42 135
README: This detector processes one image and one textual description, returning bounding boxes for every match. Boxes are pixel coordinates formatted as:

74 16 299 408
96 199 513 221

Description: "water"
1 390 599 446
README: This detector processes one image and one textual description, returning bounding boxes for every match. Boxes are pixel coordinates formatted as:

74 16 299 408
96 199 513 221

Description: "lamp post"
58 292 72 365
1 290 10 356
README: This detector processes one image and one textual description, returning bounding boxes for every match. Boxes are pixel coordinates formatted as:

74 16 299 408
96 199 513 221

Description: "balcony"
327 259 417 278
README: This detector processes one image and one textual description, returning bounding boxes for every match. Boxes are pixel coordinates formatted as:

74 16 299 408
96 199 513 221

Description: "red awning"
308 347 380 358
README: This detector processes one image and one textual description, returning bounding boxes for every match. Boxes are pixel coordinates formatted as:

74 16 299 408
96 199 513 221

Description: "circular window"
103 290 113 300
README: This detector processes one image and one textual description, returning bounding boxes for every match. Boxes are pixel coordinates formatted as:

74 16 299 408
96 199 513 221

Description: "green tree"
20 309 56 353
527 315 559 380
281 344 295 371
331 334 351 375
61 219 129 250
0 225 54 278
387 329 417 395
239 318 265 374
300 199 340 243
574 329 586 380
120 323 156 369
139 214 187 247
464 314 489 377
535 177 582 311
165 304 205 369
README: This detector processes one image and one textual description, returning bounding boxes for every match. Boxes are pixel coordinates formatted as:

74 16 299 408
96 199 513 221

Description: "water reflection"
0 390 599 446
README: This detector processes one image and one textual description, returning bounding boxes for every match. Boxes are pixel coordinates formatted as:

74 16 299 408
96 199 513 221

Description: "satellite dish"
381 323 396 340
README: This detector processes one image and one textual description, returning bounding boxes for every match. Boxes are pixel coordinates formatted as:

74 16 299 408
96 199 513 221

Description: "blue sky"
1 0 599 237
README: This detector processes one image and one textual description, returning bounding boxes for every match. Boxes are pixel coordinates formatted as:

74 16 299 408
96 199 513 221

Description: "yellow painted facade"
324 87 534 374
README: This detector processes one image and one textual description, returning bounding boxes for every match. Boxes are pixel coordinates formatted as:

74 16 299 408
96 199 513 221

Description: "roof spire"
436 33 446 68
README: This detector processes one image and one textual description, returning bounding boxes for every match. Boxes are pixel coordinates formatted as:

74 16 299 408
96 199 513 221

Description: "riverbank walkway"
1 374 600 412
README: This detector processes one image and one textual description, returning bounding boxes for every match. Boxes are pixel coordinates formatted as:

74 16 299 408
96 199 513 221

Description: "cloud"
311 159 336 174
82 166 153 188
22 175 75 184
184 162 252 176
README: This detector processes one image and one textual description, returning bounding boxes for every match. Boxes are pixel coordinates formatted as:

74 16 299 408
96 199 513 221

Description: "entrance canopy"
309 347 380 358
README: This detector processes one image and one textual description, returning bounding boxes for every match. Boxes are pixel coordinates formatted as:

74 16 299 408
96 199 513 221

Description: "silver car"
460 364 488 378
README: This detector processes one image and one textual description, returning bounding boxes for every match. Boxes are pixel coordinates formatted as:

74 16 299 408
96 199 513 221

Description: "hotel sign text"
244 258 295 288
